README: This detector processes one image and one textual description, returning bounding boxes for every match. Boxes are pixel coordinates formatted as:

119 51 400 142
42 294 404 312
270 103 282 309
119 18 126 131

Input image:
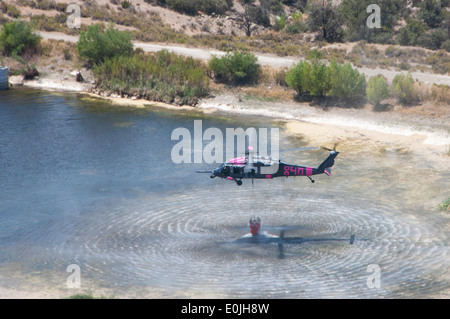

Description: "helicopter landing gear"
307 176 315 183
236 179 243 186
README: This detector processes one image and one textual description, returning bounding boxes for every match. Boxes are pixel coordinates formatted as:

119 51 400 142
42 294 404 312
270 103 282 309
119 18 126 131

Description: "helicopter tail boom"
317 151 339 174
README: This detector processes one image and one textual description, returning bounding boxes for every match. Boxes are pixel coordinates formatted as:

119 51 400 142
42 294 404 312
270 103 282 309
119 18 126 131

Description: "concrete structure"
0 66 9 89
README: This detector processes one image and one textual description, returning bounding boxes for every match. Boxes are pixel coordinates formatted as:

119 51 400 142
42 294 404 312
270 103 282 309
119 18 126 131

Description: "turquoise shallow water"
0 88 448 298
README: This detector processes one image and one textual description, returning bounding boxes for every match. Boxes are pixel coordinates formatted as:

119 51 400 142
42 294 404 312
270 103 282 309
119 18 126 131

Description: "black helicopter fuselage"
207 151 339 185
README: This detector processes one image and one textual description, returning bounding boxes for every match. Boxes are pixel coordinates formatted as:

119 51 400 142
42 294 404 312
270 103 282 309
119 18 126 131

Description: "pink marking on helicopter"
226 146 253 165
283 166 313 176
227 156 246 165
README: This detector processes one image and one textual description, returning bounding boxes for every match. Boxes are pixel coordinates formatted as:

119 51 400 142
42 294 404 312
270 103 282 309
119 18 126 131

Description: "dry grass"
321 42 449 74
240 85 293 102
391 81 450 118
259 65 288 87
413 81 450 106
430 84 450 105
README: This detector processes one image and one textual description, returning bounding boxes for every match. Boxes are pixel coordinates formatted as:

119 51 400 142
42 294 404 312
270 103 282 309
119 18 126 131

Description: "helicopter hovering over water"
197 145 339 186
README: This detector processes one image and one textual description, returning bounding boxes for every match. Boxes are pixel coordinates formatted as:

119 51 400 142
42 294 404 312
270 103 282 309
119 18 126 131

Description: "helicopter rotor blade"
320 142 340 152
196 170 213 173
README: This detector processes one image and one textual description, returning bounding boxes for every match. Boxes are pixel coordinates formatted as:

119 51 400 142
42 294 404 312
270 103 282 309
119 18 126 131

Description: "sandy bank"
196 92 450 164
17 78 450 166
11 76 93 93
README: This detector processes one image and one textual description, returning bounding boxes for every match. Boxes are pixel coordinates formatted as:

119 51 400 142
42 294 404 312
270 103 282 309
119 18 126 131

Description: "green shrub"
302 61 330 97
284 21 306 34
30 14 65 32
76 24 133 65
291 10 303 22
419 0 444 28
327 59 366 101
23 64 39 80
121 1 131 9
392 73 418 105
439 197 450 211
209 51 260 85
201 0 232 15
395 18 426 46
274 15 286 31
93 50 210 106
285 60 308 96
165 0 199 15
0 21 41 57
366 75 389 106
285 58 366 102
165 0 232 16
428 29 449 51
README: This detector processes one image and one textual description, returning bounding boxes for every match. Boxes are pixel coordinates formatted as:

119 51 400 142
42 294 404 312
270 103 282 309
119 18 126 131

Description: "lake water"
0 88 449 298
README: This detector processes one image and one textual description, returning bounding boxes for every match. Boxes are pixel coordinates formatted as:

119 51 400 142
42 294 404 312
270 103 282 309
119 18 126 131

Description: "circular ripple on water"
6 183 449 298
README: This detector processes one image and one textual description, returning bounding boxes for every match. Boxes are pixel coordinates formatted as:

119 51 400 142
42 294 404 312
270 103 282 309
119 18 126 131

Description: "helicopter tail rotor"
320 141 340 152
317 149 339 173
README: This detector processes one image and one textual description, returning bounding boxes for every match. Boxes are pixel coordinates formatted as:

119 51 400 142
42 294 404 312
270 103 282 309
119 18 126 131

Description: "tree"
396 18 426 46
248 3 270 27
419 0 444 28
429 28 449 50
307 0 343 43
339 0 407 43
240 4 256 36
366 75 389 106
328 59 366 101
285 60 308 96
283 0 307 10
0 21 40 57
239 0 285 34
76 24 133 65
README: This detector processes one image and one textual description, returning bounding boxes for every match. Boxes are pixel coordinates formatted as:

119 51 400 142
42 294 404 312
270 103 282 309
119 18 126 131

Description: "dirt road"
40 31 450 86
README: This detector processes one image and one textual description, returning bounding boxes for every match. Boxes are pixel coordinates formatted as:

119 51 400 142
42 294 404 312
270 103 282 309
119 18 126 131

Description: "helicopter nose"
210 174 215 179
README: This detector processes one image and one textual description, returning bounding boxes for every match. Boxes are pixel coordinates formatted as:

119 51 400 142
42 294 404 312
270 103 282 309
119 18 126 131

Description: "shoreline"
13 78 450 161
